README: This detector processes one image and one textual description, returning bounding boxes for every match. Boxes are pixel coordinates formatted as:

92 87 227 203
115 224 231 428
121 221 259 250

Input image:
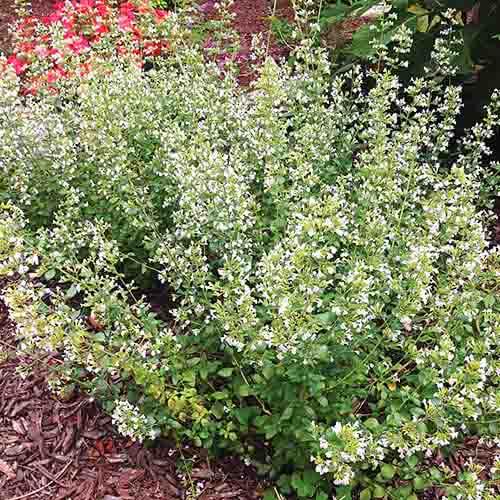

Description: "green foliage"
0 26 499 500
317 0 500 80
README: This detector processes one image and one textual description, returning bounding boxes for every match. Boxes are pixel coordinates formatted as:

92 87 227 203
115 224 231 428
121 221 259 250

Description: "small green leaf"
360 488 372 500
336 485 352 500
44 268 56 280
65 284 78 299
413 476 426 490
373 485 385 498
263 490 276 500
237 384 252 397
217 368 233 377
364 417 380 430
381 464 396 480
318 396 329 407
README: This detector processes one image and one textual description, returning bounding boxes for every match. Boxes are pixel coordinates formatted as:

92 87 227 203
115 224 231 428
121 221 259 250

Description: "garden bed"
0 1 499 499
0 293 263 500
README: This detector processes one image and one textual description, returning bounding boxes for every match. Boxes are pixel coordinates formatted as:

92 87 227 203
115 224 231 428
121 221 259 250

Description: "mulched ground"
0 0 54 53
0 293 263 500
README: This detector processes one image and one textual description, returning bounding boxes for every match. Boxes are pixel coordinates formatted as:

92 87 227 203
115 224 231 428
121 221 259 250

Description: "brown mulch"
0 0 54 53
199 0 295 86
0 294 263 500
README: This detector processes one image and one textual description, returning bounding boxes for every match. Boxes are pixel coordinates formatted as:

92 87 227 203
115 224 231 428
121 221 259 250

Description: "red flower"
154 9 169 23
68 36 90 54
42 11 63 24
77 61 92 76
19 41 35 52
118 11 135 30
7 55 29 75
143 41 161 56
52 2 65 12
94 24 110 36
46 66 67 83
132 26 143 40
62 17 76 31
120 2 136 12
96 2 109 16
78 0 95 9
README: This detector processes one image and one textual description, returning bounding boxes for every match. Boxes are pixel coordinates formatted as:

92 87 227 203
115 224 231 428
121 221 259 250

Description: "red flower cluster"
4 0 171 94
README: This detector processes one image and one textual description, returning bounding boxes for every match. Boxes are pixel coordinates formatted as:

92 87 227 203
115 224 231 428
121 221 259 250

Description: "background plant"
0 17 499 500
2 0 174 94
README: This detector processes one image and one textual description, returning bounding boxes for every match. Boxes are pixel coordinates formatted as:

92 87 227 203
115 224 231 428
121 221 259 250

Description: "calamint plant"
0 14 499 499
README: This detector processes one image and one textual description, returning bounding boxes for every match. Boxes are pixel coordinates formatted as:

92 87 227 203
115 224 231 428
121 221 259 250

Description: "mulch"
0 0 54 53
0 294 263 500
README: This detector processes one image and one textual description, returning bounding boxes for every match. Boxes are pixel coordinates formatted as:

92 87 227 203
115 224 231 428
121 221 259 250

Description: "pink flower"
34 45 49 58
67 36 90 54
78 0 95 9
46 66 66 83
153 8 169 23
62 17 76 31
42 11 63 24
7 55 29 75
118 11 135 30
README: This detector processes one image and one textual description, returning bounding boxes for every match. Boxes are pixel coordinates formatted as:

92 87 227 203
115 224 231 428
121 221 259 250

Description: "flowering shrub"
0 24 499 499
3 0 172 94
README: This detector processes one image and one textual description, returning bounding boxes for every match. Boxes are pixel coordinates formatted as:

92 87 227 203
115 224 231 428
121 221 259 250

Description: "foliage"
0 16 499 499
2 0 172 94
316 0 500 79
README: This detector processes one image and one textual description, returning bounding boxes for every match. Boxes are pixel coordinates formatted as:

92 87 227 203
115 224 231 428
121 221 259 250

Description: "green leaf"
318 396 329 407
237 384 252 397
44 268 56 280
66 284 78 299
263 490 277 500
373 485 386 498
381 464 396 480
360 488 372 500
212 391 228 400
218 368 233 377
280 406 294 421
413 476 426 490
336 485 352 500
364 417 380 430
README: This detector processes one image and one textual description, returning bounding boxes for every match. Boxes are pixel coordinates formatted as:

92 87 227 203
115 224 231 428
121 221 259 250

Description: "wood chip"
0 459 16 480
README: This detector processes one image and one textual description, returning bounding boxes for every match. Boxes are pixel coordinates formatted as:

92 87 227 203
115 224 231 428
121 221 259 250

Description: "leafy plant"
2 0 173 94
0 17 499 500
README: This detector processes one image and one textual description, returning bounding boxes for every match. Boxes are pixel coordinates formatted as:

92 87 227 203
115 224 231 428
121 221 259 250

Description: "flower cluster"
111 400 159 442
311 422 386 485
4 0 171 94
